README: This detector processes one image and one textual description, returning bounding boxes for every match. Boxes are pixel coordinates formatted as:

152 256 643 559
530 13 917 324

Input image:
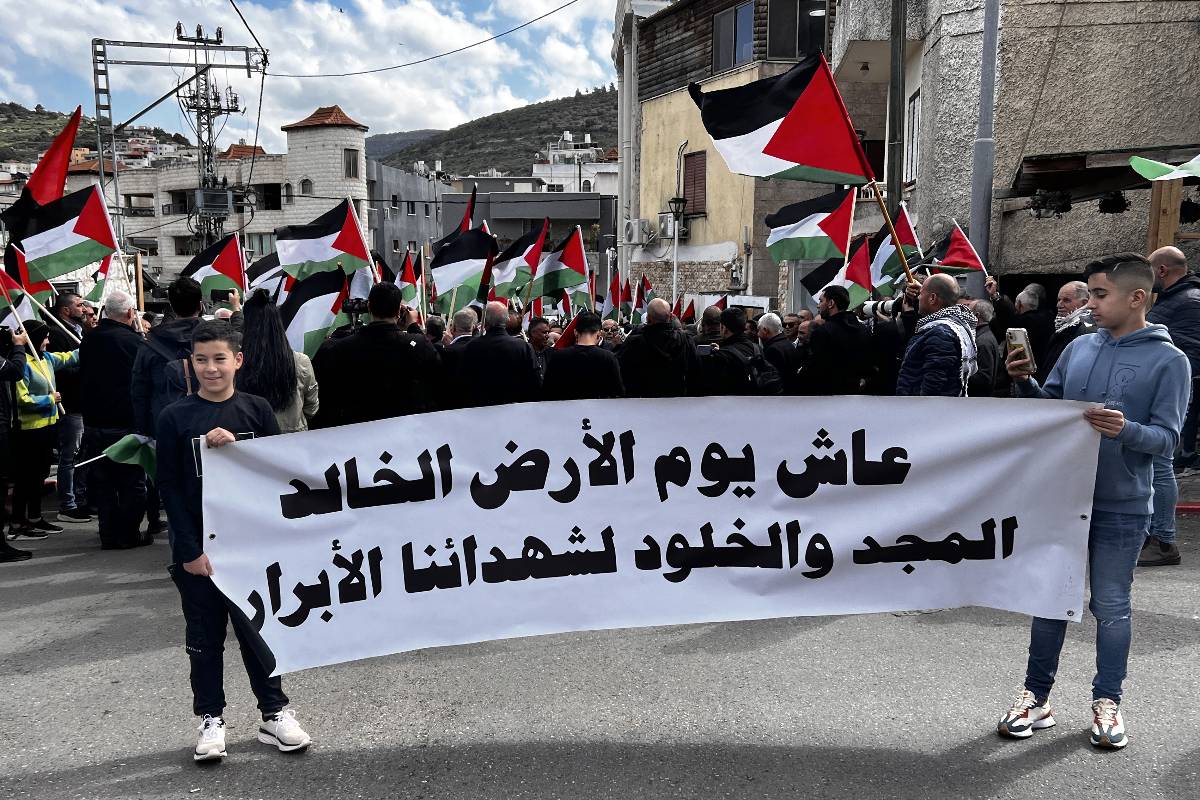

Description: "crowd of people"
0 245 1193 756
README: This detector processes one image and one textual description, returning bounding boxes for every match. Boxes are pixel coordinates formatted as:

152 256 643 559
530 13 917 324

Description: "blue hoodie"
1018 324 1190 515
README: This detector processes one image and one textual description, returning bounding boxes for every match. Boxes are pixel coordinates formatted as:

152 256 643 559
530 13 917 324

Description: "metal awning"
1006 144 1200 202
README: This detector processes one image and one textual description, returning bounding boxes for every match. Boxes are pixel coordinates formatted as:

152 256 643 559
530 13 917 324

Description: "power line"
267 0 583 78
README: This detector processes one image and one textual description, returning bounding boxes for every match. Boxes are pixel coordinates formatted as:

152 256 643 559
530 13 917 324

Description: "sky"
0 0 617 152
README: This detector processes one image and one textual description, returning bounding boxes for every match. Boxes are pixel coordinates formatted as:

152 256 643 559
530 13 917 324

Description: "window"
424 203 430 217
768 0 827 60
260 183 282 211
300 179 313 195
547 183 564 192
173 236 201 256
129 237 159 257
344 148 359 179
407 240 417 253
284 183 294 204
407 201 416 216
246 232 277 257
713 2 754 73
904 90 921 184
581 179 592 192
682 151 707 215
391 194 399 208
393 239 401 252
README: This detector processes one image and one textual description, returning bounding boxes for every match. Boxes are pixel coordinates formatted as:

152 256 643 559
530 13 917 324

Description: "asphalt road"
1 516 1196 800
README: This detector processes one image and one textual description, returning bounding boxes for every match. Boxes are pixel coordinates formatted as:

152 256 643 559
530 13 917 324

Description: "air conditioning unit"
623 218 647 245
658 212 688 241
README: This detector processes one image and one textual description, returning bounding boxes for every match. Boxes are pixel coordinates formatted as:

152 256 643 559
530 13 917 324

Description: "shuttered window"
683 152 707 216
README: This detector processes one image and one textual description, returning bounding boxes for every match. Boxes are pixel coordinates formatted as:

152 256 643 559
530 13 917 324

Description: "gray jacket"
274 351 319 433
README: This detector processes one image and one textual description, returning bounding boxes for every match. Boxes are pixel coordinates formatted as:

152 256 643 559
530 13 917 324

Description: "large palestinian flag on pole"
800 234 873 308
764 189 856 263
4 241 53 303
247 252 288 302
925 220 986 275
689 54 874 185
1 105 81 232
276 199 371 281
17 185 116 283
279 268 350 358
429 225 499 314
181 233 247 295
528 226 587 300
493 219 549 299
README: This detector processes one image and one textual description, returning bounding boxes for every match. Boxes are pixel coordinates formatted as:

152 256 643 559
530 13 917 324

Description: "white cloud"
0 0 615 151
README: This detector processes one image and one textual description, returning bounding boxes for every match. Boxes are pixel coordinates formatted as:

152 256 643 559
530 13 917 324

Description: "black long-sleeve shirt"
156 391 279 564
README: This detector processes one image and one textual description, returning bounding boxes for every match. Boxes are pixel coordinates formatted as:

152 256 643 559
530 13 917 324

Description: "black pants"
11 425 56 523
145 479 162 529
85 428 147 547
170 566 287 718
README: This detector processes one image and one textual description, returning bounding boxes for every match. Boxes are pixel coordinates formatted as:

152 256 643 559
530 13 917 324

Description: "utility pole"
967 0 1001 298
886 0 907 215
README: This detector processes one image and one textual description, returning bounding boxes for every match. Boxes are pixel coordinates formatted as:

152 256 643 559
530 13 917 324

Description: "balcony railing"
123 206 156 218
161 202 190 216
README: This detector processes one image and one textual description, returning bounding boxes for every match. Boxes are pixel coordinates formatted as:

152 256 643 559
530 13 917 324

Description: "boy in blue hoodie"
996 253 1189 749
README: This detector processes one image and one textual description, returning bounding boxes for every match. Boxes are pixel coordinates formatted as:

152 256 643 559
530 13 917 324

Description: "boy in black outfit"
156 321 312 761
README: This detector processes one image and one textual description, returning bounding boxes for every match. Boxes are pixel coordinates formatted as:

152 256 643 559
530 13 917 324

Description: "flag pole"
868 181 915 283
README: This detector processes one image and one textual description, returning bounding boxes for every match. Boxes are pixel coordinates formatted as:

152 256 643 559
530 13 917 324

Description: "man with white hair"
1041 281 1096 383
80 290 150 549
459 301 539 407
757 312 797 393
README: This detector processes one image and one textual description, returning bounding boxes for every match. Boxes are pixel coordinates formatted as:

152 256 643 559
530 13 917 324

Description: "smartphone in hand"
1006 328 1037 375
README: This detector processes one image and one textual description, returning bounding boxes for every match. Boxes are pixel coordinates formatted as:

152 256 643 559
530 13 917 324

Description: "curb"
1177 503 1200 514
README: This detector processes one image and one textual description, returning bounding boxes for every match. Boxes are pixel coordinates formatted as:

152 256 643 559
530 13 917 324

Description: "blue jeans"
1150 455 1178 544
1024 510 1148 703
56 413 85 510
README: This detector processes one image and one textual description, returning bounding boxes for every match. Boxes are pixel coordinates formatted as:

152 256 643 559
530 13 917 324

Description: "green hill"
0 102 188 163
382 86 617 177
365 129 443 160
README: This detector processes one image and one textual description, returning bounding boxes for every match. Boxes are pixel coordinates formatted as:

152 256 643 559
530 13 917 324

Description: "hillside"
382 86 617 177
365 129 443 160
0 102 189 163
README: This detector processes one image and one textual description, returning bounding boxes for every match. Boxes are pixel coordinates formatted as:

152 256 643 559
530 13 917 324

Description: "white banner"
202 397 1099 675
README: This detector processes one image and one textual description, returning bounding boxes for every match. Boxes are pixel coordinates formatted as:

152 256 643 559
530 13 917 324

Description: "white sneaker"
194 715 227 762
1090 698 1128 749
258 709 311 752
998 688 1056 738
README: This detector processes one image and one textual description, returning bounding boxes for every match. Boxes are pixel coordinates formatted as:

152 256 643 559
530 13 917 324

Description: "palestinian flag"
1130 153 1200 181
433 184 476 255
1 106 81 231
529 226 587 300
0 262 38 330
85 255 113 303
103 434 156 479
620 277 634 318
839 234 874 307
18 185 116 283
689 54 873 185
494 220 549 300
799 258 844 298
429 225 499 313
926 221 985 274
247 252 289 302
370 250 396 284
682 299 696 324
4 242 53 303
398 250 425 311
182 233 246 296
473 251 497 307
713 295 728 311
554 312 581 349
867 203 922 294
570 266 596 312
601 271 621 321
764 189 856 263
279 269 351 357
671 296 683 318
276 199 371 281
631 274 655 323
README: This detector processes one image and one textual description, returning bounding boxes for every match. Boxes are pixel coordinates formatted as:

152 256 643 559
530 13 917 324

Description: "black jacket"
458 326 539 407
701 333 759 395
1038 317 1096 384
437 335 473 409
798 312 869 395
761 333 798 394
969 325 1001 398
80 318 143 430
543 344 624 400
618 322 701 398
0 347 27 435
47 319 82 414
896 307 977 397
131 316 202 437
1148 273 1200 370
310 320 443 427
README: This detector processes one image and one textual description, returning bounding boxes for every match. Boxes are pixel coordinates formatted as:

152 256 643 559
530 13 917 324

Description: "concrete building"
531 131 621 194
830 0 1200 288
57 105 444 296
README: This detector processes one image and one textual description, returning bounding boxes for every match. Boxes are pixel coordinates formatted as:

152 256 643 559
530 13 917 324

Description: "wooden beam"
1148 179 1184 252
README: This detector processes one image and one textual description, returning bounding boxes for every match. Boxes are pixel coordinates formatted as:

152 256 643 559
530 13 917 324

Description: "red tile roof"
218 143 269 159
67 159 125 174
281 105 368 132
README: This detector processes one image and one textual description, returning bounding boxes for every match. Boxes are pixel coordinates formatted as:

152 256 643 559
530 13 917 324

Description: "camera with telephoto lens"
861 298 899 318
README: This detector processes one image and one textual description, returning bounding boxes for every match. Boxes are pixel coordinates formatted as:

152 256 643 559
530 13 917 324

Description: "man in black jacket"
798 286 869 395
619 298 701 397
458 301 539 407
543 311 624 400
896 274 978 397
0 327 30 562
311 282 442 427
702 306 759 395
48 291 90 523
756 312 799 394
1040 281 1095 383
968 299 1002 397
81 290 148 549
